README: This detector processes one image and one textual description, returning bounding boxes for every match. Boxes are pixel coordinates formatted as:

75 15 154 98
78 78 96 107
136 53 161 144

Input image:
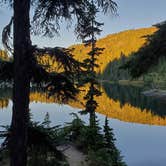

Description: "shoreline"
142 89 166 101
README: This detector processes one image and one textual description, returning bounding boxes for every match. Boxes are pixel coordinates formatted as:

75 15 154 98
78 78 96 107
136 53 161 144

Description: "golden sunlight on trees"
70 27 157 72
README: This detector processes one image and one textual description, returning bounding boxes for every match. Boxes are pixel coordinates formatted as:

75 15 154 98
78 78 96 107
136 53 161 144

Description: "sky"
0 0 166 48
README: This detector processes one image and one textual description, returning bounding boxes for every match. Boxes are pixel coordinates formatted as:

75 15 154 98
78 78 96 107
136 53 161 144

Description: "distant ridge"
70 27 158 72
0 26 158 73
153 20 166 26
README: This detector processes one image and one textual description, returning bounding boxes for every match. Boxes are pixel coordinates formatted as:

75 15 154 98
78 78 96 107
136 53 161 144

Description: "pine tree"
78 0 104 128
103 117 116 149
76 0 105 151
0 0 117 165
103 117 126 166
43 112 51 128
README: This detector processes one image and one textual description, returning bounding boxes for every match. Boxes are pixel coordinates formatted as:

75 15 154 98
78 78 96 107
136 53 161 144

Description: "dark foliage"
0 59 13 82
122 22 166 78
0 47 82 102
32 0 117 37
0 117 68 166
63 114 126 166
102 53 131 81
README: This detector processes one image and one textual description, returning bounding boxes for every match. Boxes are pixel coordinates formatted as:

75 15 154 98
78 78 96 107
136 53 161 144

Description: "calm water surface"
0 84 166 166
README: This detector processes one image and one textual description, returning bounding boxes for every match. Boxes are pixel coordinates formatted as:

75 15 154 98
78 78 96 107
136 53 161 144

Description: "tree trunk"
10 0 31 166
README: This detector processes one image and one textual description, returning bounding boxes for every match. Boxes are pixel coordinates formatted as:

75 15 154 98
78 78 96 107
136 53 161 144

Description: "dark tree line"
122 22 166 78
102 53 131 81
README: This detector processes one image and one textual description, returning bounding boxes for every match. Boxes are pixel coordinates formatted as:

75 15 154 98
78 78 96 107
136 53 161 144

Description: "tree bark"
10 0 31 166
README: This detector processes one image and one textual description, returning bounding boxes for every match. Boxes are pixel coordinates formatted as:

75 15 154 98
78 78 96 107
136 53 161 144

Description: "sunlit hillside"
70 27 157 72
0 27 158 73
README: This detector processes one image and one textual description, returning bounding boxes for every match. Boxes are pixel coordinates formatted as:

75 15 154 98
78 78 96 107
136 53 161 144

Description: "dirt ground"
57 144 88 166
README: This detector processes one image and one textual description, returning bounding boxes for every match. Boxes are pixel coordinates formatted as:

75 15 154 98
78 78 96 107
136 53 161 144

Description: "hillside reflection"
103 83 166 116
0 84 166 126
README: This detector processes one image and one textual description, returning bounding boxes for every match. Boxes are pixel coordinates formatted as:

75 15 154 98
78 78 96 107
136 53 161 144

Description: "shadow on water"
102 82 166 116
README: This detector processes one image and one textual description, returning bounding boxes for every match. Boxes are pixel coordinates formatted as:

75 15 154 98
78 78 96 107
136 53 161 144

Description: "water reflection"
0 84 166 126
103 83 166 116
0 85 166 166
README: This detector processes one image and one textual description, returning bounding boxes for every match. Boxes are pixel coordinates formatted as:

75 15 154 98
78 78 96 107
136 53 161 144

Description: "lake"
0 83 166 166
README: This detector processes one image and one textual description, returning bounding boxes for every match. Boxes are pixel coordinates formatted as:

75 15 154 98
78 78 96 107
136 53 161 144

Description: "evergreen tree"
103 117 116 149
75 0 117 152
43 112 51 128
78 0 104 128
0 0 117 165
103 117 126 166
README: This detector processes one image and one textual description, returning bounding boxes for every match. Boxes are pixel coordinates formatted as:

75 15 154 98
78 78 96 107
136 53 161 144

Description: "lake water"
0 83 166 166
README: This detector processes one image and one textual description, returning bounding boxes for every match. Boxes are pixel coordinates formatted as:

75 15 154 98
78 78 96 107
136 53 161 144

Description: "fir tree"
43 112 51 128
76 0 106 152
0 0 117 165
78 0 104 128
103 117 126 166
103 117 116 149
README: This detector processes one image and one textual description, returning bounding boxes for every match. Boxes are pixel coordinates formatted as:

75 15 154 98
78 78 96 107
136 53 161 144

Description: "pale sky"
0 0 165 48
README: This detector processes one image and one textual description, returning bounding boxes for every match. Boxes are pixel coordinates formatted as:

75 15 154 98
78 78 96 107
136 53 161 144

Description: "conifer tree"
103 117 116 149
103 117 126 166
43 112 51 128
76 0 106 151
0 0 117 165
78 0 104 128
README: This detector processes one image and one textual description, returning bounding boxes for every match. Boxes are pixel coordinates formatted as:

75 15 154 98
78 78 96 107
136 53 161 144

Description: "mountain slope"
70 27 157 72
0 27 158 74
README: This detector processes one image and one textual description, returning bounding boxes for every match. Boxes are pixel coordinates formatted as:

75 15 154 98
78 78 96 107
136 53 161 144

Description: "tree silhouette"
103 117 126 166
78 0 105 129
0 0 117 166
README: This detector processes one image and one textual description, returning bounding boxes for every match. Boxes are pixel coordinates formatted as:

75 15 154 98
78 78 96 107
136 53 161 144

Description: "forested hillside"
0 26 160 79
70 27 157 72
101 23 166 85
102 54 166 85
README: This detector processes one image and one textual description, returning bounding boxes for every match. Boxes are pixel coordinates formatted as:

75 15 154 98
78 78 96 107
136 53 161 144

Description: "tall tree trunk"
10 0 31 166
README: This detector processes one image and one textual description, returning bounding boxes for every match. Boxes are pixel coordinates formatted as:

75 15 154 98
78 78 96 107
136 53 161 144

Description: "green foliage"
102 53 131 81
142 57 166 86
78 0 104 131
74 2 126 165
102 52 166 86
0 111 126 166
103 117 126 166
88 148 126 166
64 114 126 166
85 117 126 166
123 22 166 78
64 113 85 143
